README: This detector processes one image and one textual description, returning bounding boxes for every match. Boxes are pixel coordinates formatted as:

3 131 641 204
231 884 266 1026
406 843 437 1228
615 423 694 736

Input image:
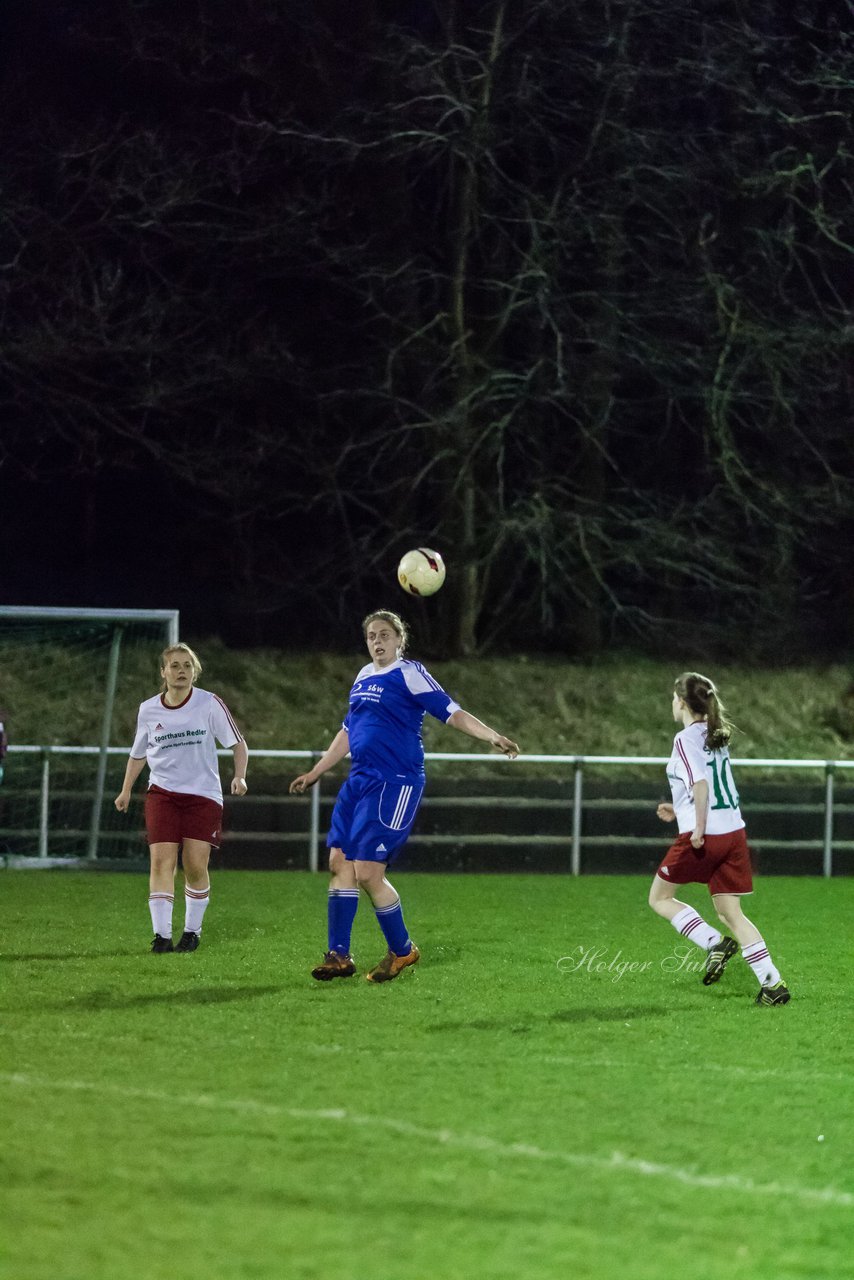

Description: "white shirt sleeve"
402 661 461 722
209 694 242 749
131 707 148 759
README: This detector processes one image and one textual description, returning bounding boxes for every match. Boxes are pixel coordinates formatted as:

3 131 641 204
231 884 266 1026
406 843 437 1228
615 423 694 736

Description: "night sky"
2 1 852 656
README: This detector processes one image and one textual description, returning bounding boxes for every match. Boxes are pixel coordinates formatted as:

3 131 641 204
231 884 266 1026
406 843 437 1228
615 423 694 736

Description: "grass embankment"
4 636 854 764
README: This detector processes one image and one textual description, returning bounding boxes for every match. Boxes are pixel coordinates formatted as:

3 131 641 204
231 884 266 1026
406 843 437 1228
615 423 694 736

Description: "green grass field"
2 871 852 1280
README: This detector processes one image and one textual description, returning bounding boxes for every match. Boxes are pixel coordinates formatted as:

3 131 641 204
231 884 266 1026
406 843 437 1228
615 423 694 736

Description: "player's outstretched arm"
447 709 519 759
289 729 351 793
114 756 147 811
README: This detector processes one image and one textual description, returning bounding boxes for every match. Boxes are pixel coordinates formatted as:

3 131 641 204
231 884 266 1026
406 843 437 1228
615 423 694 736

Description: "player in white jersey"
115 643 248 953
649 672 790 1005
290 609 519 983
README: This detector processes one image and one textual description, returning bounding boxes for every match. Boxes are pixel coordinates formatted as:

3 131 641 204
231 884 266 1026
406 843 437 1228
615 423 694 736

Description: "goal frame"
0 606 179 860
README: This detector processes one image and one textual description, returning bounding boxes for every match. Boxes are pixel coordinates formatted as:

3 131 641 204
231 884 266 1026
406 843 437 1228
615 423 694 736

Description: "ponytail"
674 671 734 750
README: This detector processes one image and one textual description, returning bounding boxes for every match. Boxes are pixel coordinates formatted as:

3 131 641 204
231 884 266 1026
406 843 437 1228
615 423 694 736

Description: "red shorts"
144 786 223 848
656 828 753 896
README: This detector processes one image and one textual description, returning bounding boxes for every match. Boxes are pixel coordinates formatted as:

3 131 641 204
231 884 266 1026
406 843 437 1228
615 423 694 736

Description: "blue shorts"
327 771 424 863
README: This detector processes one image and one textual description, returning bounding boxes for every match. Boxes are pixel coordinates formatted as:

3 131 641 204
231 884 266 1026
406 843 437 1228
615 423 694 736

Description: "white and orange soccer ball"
397 547 446 597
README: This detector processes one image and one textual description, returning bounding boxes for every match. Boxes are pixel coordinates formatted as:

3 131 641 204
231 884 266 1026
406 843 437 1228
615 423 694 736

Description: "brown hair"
159 642 202 692
674 672 734 750
361 610 409 656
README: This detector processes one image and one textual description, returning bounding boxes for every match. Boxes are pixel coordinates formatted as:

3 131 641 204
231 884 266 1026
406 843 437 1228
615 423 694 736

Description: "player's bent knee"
328 847 348 874
353 862 384 892
329 849 357 889
648 879 671 911
713 895 741 926
353 867 380 888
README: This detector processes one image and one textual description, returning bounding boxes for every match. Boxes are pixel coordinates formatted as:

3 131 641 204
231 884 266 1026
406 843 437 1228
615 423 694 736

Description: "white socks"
742 940 780 987
671 905 722 951
668 905 782 988
149 892 174 938
184 884 210 935
149 885 210 938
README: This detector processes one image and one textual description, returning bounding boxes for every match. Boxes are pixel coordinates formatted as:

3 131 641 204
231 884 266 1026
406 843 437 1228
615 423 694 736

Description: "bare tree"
2 0 853 654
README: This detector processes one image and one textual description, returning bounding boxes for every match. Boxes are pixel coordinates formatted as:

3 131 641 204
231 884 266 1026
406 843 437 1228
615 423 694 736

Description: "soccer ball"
397 547 446 597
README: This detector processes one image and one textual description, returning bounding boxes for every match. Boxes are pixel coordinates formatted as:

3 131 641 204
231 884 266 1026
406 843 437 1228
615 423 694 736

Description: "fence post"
87 624 124 860
823 763 834 878
571 760 583 876
309 753 321 872
39 748 51 860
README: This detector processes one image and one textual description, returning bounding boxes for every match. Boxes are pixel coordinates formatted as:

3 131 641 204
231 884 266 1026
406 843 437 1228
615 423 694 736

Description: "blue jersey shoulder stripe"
408 660 443 692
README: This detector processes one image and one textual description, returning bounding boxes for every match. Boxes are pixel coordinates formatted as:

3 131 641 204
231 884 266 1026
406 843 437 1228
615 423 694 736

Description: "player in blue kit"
289 609 519 982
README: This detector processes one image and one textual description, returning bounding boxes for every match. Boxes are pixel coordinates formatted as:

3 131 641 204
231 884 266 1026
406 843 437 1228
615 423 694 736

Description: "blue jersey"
343 659 460 782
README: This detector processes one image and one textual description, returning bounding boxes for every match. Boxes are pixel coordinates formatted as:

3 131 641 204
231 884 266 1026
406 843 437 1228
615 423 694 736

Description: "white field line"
537 1055 854 1085
3 1071 851 1210
302 1044 854 1085
302 1043 854 1086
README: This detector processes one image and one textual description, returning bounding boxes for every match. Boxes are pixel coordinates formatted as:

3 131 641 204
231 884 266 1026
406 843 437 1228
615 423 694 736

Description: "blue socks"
327 886 412 958
374 896 412 956
328 889 359 955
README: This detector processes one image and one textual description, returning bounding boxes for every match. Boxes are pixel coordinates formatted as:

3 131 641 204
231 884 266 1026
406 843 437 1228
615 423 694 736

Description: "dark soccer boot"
150 935 174 953
365 944 421 983
311 950 357 981
756 980 791 1006
702 935 738 985
175 931 201 952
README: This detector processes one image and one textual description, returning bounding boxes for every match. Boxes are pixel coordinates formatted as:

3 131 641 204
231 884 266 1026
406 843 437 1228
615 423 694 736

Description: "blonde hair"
361 610 409 656
159 642 202 692
674 671 734 750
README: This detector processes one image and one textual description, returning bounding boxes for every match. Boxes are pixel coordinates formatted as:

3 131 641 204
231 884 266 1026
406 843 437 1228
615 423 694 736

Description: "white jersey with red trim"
130 687 243 803
666 719 744 835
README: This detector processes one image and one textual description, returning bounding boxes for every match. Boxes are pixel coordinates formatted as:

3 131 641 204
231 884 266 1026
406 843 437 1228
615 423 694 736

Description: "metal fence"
4 744 854 875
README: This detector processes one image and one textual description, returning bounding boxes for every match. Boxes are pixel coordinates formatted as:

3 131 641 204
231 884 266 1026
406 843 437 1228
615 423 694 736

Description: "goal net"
0 607 178 864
